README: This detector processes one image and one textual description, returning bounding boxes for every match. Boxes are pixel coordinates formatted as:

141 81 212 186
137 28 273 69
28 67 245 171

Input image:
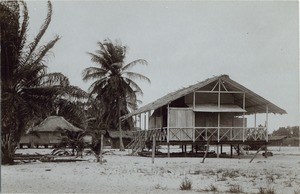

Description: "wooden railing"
131 127 267 143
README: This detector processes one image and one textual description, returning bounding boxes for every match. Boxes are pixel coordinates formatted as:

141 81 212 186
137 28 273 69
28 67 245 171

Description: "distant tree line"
271 126 299 137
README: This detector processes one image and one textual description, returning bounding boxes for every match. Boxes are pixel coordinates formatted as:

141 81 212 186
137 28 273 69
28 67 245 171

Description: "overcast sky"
25 1 299 131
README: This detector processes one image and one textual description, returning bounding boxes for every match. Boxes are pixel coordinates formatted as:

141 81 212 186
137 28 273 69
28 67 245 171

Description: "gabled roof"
122 75 286 120
29 116 83 132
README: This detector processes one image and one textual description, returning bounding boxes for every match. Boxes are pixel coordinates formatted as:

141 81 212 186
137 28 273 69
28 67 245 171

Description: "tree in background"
272 126 299 137
0 1 87 164
82 39 150 150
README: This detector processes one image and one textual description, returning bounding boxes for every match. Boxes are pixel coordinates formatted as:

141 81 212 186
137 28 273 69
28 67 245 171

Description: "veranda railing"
131 126 267 143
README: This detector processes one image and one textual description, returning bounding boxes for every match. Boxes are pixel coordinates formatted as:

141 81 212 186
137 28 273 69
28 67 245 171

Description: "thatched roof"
269 135 288 141
108 131 133 139
122 74 286 120
29 116 83 133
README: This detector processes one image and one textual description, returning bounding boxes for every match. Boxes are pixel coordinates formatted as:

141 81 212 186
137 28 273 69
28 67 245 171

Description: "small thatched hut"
108 131 133 149
19 116 83 148
268 135 287 146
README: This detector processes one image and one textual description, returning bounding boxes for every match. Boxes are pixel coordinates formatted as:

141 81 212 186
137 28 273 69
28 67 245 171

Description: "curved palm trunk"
118 98 125 151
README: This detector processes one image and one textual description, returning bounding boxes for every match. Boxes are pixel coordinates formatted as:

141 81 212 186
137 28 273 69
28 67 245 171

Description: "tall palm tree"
82 39 150 150
1 1 87 164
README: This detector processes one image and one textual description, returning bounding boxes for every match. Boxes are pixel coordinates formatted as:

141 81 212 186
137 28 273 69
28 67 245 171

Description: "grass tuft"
207 184 218 192
258 186 276 194
180 177 192 190
228 184 243 193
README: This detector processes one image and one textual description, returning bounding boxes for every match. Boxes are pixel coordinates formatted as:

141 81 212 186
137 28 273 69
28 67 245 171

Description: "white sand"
2 146 300 193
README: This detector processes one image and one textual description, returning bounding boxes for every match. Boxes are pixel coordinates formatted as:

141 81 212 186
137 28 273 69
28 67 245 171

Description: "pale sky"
25 1 299 132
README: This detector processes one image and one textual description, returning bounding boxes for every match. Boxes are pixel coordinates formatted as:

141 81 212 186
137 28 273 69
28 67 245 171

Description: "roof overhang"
191 104 246 113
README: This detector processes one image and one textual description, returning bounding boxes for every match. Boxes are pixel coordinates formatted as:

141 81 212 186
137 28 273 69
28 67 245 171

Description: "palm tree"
1 1 87 164
82 39 150 150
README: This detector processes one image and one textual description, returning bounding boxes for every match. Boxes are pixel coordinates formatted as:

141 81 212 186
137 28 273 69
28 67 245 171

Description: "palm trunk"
96 154 100 162
2 134 17 164
118 98 125 151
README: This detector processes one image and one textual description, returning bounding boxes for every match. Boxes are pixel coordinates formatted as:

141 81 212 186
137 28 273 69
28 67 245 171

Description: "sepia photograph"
1 0 299 193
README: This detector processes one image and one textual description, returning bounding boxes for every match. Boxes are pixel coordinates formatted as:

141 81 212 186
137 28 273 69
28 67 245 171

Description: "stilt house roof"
122 74 286 120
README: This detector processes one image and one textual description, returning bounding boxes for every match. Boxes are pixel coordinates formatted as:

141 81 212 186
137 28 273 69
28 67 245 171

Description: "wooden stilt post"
243 92 246 142
167 143 170 158
220 144 223 155
99 134 104 164
230 144 233 158
264 141 268 158
139 114 142 129
265 105 269 158
152 133 156 164
217 144 219 158
217 80 221 146
201 139 210 163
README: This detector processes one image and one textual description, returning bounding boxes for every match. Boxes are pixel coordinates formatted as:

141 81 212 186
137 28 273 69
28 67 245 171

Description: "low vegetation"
180 177 192 190
258 187 276 194
202 184 218 193
228 184 243 193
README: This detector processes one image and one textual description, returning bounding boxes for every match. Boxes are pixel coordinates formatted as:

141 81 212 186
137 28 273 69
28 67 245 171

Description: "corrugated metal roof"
122 75 286 120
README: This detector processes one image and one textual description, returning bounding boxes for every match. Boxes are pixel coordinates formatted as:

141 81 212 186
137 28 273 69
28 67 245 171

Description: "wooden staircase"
127 131 147 155
127 129 163 155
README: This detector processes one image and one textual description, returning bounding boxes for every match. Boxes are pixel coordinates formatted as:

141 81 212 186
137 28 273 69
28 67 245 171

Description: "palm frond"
123 78 143 95
67 85 88 99
88 78 108 95
41 72 70 86
16 63 47 88
57 99 87 129
122 59 148 71
24 0 53 64
122 71 151 83
82 67 108 82
87 52 111 70
31 35 60 66
18 0 29 50
97 40 113 64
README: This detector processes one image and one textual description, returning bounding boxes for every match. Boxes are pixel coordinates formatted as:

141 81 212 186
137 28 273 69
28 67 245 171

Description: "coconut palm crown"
82 39 150 150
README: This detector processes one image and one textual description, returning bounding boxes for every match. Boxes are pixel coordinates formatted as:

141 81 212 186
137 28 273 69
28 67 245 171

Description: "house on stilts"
122 75 286 158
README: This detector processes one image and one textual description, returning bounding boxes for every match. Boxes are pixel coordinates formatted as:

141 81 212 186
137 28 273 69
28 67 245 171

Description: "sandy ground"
1 146 300 194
